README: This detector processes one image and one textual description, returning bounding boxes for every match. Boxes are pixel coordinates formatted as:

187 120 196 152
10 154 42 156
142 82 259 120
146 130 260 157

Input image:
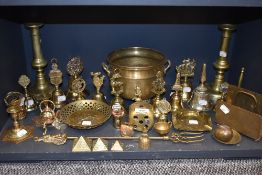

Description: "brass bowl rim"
107 47 167 70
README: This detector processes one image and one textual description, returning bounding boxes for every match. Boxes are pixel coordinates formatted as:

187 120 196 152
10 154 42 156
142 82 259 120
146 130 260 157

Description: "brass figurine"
49 58 66 109
170 72 183 113
25 23 53 102
18 75 37 112
190 64 211 111
66 57 86 102
151 71 166 118
209 24 237 103
1 105 34 144
71 77 86 101
176 59 196 102
91 72 106 102
110 69 124 106
34 133 68 145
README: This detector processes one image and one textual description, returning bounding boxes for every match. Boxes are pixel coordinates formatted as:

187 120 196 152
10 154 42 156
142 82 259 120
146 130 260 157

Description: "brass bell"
190 64 211 111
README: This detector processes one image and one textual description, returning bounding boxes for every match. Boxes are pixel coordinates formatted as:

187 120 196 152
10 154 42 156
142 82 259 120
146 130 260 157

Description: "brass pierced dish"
59 100 111 129
172 109 212 132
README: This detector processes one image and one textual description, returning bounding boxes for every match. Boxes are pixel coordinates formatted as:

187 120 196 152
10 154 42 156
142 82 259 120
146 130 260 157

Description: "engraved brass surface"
25 23 53 102
59 100 111 129
103 47 171 99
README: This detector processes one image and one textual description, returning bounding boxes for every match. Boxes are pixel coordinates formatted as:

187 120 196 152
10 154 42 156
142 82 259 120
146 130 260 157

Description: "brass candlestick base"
1 105 34 144
25 23 53 102
209 24 236 104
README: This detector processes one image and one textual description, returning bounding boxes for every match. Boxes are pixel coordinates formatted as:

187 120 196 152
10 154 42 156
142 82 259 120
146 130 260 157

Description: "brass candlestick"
25 23 53 102
110 70 124 106
91 72 106 103
66 57 86 102
151 71 166 117
209 24 237 103
176 59 196 102
18 75 37 112
71 77 86 101
171 72 183 113
49 58 66 109
1 105 34 144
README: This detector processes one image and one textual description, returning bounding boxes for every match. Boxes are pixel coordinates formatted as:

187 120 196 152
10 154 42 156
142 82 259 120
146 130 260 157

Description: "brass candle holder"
209 24 237 103
18 75 37 112
66 57 86 102
71 77 86 101
1 105 34 144
110 69 124 107
25 23 53 102
151 71 166 117
49 58 66 109
170 72 183 113
91 72 106 103
176 59 196 102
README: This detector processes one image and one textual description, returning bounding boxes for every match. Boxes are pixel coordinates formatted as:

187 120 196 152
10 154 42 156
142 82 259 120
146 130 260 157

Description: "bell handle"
102 62 111 76
164 59 171 74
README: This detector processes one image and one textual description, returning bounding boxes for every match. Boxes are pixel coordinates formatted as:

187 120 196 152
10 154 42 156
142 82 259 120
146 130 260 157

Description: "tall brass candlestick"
25 23 53 102
210 24 236 103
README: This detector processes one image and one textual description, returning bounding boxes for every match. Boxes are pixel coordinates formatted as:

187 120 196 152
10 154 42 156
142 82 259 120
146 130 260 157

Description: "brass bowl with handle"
102 47 171 100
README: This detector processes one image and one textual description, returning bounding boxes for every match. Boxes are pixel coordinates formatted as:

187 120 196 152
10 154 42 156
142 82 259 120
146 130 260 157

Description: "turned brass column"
26 23 53 102
209 24 236 103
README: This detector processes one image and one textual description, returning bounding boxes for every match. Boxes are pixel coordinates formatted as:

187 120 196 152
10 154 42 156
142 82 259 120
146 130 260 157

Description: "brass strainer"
59 100 111 129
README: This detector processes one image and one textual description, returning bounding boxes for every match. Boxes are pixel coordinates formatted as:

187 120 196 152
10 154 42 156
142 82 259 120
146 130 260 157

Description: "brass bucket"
102 47 171 100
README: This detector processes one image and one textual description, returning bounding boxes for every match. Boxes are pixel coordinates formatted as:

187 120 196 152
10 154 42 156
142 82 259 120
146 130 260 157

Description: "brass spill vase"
209 24 236 103
25 23 53 102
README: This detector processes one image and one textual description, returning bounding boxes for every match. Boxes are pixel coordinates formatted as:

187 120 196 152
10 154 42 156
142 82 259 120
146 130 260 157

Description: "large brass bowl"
102 47 171 99
59 100 111 129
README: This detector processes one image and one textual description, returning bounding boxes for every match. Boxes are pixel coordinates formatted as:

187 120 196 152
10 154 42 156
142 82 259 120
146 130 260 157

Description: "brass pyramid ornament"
176 59 196 102
72 136 92 152
111 140 124 151
170 72 183 112
66 57 87 102
92 138 108 152
18 75 37 112
49 58 66 109
25 23 53 102
91 72 106 103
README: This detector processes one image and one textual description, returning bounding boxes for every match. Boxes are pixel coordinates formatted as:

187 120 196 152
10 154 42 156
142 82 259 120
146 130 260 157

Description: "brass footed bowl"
59 100 111 129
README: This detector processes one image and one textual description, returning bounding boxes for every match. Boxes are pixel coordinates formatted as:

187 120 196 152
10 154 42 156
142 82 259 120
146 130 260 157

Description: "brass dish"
212 125 241 145
172 109 212 132
59 100 111 129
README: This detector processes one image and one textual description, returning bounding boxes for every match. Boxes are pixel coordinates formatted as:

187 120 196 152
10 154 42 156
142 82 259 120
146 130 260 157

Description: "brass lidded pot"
102 47 171 100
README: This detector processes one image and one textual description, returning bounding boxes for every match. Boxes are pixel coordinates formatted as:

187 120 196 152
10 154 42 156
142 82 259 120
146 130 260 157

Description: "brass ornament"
71 77 86 101
34 133 68 145
25 23 53 102
120 123 134 137
59 100 111 129
91 72 106 102
151 71 166 117
18 75 37 112
176 59 196 102
133 85 142 102
49 58 66 109
33 100 56 127
92 138 108 152
1 105 34 144
4 91 27 120
190 64 211 111
72 136 92 152
111 140 124 151
110 69 124 106
212 125 241 145
66 57 86 102
170 72 183 113
111 103 125 129
209 24 237 104
138 131 151 150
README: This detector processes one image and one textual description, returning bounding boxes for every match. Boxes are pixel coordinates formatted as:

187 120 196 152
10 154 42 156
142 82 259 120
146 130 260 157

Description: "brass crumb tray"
59 100 111 129
172 109 212 132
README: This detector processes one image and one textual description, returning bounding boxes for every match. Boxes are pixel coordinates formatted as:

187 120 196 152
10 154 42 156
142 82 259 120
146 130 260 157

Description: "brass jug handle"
102 62 111 76
235 91 257 110
164 60 171 74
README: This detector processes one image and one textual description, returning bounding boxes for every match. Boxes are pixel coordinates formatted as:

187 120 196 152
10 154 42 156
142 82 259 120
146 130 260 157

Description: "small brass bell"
170 72 183 113
190 64 211 111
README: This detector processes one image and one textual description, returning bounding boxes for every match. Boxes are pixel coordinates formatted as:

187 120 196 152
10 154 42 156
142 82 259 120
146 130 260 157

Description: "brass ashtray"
59 100 111 129
172 109 212 132
212 125 241 145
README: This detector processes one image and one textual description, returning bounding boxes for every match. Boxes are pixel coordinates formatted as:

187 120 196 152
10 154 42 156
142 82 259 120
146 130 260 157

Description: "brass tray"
172 109 212 132
59 100 111 129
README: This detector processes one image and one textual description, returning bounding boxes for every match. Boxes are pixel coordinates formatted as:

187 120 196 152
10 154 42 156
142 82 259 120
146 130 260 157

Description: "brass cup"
154 120 172 136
